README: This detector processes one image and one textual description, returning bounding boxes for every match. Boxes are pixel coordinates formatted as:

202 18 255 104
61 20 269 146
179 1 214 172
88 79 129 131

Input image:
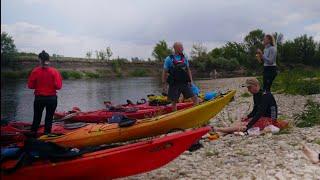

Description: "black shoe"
188 141 203 152
24 131 37 138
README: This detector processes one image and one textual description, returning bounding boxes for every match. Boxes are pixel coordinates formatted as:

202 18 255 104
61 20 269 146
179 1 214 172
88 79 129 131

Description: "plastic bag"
204 91 217 101
191 84 200 96
263 125 280 133
247 127 260 136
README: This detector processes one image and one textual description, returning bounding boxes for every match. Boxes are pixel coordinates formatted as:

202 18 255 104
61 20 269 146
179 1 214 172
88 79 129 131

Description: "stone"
123 77 320 180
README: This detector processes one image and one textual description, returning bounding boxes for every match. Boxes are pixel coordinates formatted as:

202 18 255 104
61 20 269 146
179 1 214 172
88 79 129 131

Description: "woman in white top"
256 34 277 92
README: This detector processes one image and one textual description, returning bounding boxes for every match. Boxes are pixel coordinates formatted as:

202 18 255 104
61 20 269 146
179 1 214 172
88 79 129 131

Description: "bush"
294 100 320 127
83 71 100 78
2 71 21 79
69 71 82 79
60 70 83 79
60 71 69 79
294 80 320 95
272 69 320 95
130 69 148 77
116 72 123 77
191 61 206 72
111 60 121 74
241 92 251 97
207 57 240 71
1 70 31 79
95 69 113 77
20 70 32 78
245 69 255 76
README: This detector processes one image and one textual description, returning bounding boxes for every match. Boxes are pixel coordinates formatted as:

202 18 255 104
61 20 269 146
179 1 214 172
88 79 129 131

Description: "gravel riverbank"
125 77 320 180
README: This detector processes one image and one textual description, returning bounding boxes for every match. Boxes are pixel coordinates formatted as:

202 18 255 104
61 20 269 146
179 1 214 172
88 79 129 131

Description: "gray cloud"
2 0 320 58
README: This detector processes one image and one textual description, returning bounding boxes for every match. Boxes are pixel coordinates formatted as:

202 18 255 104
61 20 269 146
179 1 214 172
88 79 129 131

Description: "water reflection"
1 77 162 121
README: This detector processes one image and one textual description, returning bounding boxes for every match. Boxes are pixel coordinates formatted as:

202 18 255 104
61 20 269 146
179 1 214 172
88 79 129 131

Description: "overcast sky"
1 0 320 59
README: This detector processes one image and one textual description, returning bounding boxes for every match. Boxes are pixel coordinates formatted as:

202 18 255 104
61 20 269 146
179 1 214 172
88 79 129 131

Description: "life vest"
167 54 191 84
147 94 171 106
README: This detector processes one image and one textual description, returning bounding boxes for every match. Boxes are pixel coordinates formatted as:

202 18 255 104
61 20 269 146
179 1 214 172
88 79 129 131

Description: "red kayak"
1 126 210 179
54 102 193 123
1 122 87 146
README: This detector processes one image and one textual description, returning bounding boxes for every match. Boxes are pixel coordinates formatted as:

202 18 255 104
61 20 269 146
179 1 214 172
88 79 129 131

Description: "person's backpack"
167 54 190 84
1 138 84 173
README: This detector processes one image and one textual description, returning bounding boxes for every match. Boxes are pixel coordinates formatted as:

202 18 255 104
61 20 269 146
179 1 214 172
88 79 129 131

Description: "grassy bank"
1 70 100 79
256 68 320 95
1 68 152 79
130 69 149 77
1 70 32 79
272 69 320 95
60 70 101 79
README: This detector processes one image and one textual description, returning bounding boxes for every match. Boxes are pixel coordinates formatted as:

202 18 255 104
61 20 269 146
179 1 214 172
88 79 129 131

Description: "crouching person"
214 78 287 134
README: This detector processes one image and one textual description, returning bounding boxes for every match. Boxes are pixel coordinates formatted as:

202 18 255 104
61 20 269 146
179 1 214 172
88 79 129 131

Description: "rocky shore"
125 77 320 180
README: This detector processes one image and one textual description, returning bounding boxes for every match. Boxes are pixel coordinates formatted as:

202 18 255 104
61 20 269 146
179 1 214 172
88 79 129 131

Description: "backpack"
167 54 191 85
1 138 84 173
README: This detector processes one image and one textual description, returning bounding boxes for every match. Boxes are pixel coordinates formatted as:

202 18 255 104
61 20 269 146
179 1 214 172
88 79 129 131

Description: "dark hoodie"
246 90 278 130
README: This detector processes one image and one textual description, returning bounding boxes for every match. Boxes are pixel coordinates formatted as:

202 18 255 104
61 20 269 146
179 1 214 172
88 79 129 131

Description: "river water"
1 77 164 122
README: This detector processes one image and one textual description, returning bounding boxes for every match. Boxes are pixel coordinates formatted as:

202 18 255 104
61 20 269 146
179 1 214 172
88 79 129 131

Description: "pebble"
123 77 320 180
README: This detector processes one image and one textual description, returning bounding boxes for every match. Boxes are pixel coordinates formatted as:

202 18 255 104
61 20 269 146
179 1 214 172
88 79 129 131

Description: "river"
1 77 163 122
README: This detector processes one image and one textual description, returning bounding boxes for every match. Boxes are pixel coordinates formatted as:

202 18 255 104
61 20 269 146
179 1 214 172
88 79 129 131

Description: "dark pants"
32 96 57 134
168 83 194 102
263 66 277 92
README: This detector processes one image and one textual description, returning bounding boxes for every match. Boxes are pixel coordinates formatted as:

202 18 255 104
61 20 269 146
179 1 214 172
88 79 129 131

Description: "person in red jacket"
28 50 62 135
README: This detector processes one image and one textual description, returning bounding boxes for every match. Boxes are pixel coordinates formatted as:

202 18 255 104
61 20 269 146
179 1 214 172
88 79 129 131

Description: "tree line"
151 29 320 72
2 29 319 71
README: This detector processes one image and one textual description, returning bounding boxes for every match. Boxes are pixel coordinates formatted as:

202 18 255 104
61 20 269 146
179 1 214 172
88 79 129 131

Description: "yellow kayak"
40 90 236 148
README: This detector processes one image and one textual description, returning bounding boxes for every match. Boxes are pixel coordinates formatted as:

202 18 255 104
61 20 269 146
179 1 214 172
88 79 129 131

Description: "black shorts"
168 83 194 102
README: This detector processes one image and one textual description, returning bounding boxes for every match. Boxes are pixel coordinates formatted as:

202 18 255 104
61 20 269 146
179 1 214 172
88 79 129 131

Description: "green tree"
106 47 113 60
314 42 320 66
208 48 224 58
95 50 107 60
52 54 63 58
190 43 207 60
293 34 316 65
152 40 172 62
86 51 92 59
1 32 17 60
222 42 248 65
195 29 319 73
281 35 318 65
273 32 284 47
244 29 265 52
272 32 284 65
281 40 296 63
244 29 265 69
207 42 248 67
206 57 239 71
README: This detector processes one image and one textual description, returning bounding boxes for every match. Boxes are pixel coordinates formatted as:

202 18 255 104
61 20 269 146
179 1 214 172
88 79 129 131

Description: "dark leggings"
263 66 277 92
31 96 57 134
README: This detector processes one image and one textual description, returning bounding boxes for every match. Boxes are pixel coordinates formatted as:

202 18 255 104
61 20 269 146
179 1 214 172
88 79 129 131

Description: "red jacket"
28 66 63 96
